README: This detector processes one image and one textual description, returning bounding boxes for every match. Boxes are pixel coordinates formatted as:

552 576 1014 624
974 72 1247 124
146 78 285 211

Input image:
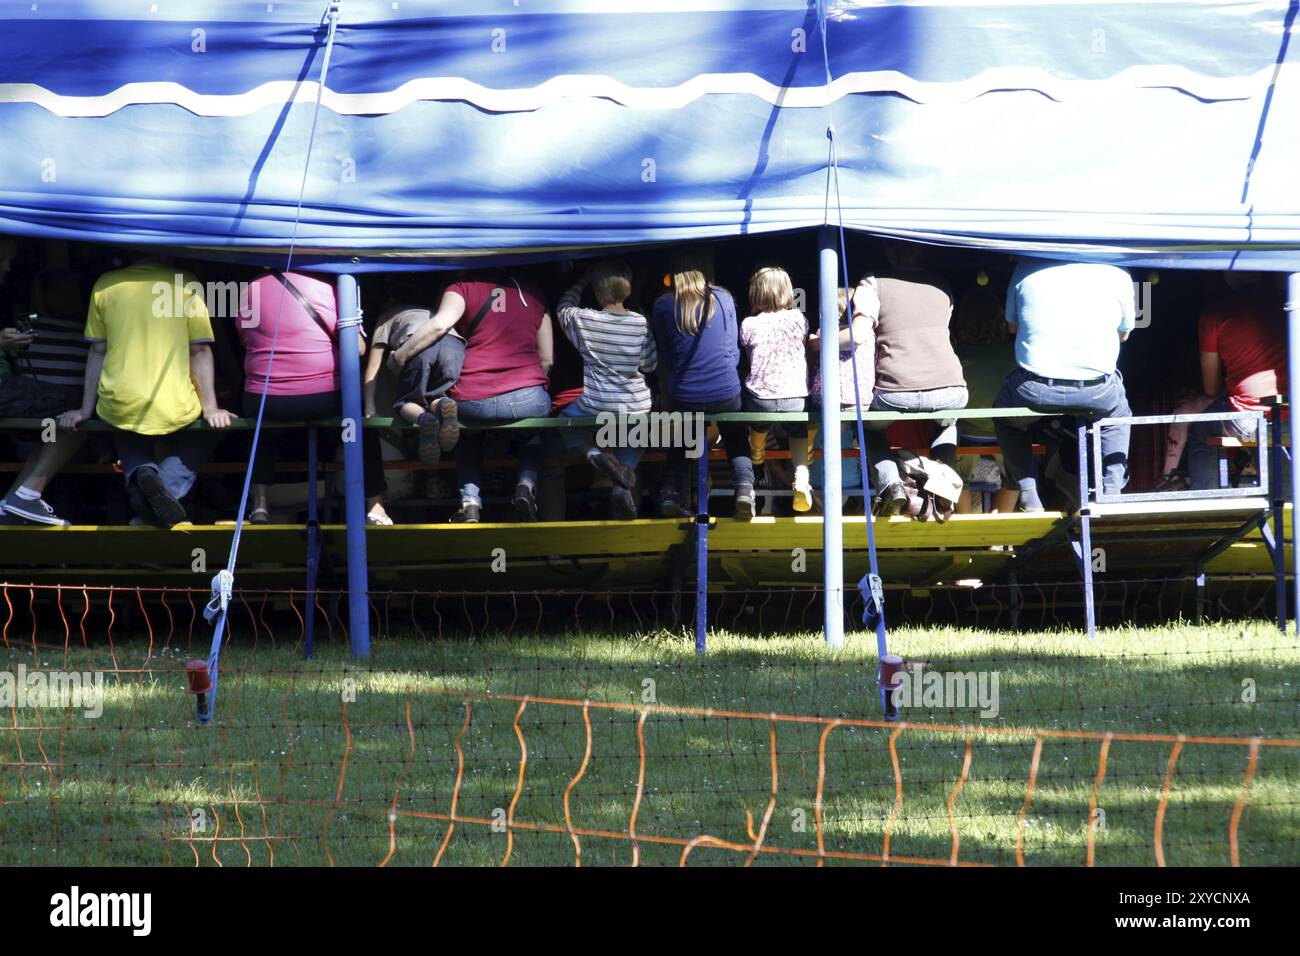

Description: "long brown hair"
670 248 715 336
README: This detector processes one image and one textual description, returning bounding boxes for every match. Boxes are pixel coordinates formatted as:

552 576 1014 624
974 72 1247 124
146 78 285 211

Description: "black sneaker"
734 482 755 521
512 482 538 522
417 411 442 466
658 490 691 519
610 485 638 520
449 501 480 524
133 469 187 527
588 450 636 489
1153 470 1188 493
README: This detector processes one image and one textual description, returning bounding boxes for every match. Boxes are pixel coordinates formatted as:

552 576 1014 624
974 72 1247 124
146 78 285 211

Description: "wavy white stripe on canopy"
0 65 1277 118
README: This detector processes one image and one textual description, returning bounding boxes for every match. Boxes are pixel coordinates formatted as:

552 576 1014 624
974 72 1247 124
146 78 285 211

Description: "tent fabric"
0 0 1297 269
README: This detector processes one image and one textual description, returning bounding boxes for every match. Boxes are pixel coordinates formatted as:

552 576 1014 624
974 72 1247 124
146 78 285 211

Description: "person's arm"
1118 270 1136 344
640 324 658 374
391 290 466 370
0 328 34 352
57 341 105 429
190 343 234 428
556 280 586 341
1201 352 1225 396
854 276 881 330
536 313 554 379
834 313 873 350
1005 277 1020 333
363 342 385 418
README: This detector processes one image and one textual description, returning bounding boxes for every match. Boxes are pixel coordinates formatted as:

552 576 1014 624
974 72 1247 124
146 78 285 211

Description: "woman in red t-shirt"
391 271 553 523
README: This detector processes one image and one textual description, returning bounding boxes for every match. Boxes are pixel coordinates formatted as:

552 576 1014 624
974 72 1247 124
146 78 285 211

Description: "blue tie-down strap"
860 572 884 629
203 569 233 624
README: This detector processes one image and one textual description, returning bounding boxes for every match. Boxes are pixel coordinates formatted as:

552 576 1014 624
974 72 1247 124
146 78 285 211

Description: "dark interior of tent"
0 228 1278 526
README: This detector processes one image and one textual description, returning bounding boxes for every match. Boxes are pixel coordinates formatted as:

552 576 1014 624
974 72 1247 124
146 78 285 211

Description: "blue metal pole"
1270 402 1285 631
819 226 844 648
1076 424 1097 638
304 424 319 659
695 446 709 654
1287 273 1299 634
335 273 371 659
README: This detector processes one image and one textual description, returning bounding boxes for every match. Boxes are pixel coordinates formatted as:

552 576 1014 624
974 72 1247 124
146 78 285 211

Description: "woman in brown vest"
861 242 967 515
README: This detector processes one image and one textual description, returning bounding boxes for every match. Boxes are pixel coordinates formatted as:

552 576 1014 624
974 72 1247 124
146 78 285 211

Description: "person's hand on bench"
203 406 236 429
57 407 91 430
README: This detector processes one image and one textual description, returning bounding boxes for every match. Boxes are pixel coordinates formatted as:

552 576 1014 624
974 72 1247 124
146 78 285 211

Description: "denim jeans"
1187 393 1258 491
993 368 1131 505
742 389 809 438
661 394 754 494
114 427 217 501
454 385 551 506
556 395 644 470
864 385 968 491
394 333 465 408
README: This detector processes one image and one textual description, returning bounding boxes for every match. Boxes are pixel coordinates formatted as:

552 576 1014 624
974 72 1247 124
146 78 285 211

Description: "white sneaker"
792 477 814 513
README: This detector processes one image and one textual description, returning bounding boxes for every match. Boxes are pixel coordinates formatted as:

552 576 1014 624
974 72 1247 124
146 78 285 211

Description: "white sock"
14 485 41 501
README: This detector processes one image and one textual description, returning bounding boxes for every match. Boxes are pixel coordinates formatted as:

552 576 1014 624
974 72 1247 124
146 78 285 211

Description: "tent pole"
819 226 845 648
1288 272 1299 634
304 423 319 659
335 273 371 659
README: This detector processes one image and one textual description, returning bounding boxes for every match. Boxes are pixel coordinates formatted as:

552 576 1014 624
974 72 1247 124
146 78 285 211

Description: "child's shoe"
435 397 460 452
417 410 442 466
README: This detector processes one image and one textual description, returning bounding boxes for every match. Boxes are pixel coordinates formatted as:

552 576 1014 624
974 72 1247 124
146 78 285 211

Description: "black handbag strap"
461 287 498 344
275 273 333 339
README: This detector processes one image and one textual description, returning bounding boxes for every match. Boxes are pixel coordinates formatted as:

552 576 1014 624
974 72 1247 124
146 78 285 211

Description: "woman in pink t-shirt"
238 271 391 524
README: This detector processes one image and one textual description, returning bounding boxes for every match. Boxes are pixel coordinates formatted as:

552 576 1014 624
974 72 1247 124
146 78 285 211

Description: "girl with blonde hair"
649 247 755 519
740 265 812 511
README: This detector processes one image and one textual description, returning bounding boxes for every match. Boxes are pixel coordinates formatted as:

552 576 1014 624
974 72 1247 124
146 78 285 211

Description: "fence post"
335 273 371 659
819 226 844 648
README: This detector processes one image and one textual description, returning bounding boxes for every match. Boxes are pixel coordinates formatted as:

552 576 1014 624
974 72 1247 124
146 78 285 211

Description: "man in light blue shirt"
994 259 1135 510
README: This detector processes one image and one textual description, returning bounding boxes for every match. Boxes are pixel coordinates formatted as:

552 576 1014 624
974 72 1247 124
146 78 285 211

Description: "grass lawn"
1 621 1296 866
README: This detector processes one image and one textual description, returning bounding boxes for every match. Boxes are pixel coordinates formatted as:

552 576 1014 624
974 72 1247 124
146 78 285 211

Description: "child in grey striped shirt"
551 260 658 519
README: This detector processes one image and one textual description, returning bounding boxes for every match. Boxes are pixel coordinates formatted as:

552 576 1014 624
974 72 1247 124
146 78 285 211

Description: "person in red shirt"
391 271 560 522
1179 273 1288 490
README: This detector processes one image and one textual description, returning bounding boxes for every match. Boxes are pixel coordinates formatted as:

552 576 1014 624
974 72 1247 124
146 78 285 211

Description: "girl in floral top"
740 266 812 512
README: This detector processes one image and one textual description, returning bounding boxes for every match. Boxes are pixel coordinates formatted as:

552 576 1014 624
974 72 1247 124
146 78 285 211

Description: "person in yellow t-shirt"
58 257 235 526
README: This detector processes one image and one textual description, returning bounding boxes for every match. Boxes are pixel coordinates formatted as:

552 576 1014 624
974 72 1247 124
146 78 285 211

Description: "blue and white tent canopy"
0 0 1297 269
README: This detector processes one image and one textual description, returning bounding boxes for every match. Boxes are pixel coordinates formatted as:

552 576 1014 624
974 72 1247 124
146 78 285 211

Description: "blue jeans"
556 396 644 470
661 394 754 494
994 368 1131 505
864 386 968 491
114 427 216 501
742 389 809 438
1187 393 1258 491
454 385 551 506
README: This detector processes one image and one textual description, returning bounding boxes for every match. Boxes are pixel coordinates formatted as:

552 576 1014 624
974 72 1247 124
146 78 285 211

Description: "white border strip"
0 65 1274 118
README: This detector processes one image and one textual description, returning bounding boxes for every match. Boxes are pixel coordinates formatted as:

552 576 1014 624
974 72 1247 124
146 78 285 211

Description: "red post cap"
186 660 212 694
